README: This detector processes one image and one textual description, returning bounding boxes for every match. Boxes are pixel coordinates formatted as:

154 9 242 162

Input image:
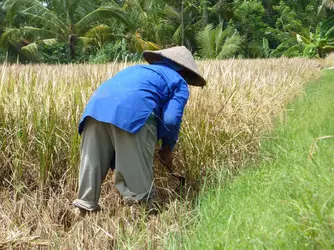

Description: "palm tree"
161 0 202 49
212 0 234 23
196 23 244 59
0 0 128 60
201 0 209 26
120 0 163 51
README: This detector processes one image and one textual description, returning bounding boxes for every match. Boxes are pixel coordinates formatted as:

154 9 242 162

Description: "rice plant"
0 58 321 248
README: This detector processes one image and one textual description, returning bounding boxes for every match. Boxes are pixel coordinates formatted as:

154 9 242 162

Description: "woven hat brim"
143 51 206 87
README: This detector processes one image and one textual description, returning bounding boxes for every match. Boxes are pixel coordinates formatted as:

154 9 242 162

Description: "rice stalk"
0 58 321 248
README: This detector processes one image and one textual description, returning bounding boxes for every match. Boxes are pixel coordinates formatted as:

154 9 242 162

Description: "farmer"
72 46 206 213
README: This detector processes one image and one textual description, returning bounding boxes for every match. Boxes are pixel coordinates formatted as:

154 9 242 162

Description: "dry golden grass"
0 58 322 249
323 52 334 68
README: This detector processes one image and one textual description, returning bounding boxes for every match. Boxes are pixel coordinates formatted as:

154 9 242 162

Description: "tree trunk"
202 0 208 26
218 0 222 23
69 34 77 60
181 0 184 46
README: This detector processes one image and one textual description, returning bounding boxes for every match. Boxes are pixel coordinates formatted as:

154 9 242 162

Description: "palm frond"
212 0 223 11
146 41 161 50
68 0 88 22
20 39 59 61
0 27 21 47
164 5 180 22
41 38 58 46
214 23 224 54
324 26 334 39
219 26 234 43
196 24 215 58
217 34 244 59
2 0 16 9
20 42 40 60
83 25 117 48
18 11 67 39
85 24 111 36
172 25 182 44
20 0 64 26
77 36 97 47
19 26 59 40
215 24 236 54
22 38 59 60
75 6 128 35
130 31 161 52
2 0 26 22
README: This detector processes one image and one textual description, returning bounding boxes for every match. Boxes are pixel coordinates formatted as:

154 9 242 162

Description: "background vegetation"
0 0 333 63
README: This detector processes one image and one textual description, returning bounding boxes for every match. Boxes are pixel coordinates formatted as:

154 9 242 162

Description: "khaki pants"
73 116 157 211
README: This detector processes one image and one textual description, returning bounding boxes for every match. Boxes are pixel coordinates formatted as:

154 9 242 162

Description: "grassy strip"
168 70 334 249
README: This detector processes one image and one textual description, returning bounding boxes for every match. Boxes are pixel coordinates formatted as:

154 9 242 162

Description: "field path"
168 69 334 249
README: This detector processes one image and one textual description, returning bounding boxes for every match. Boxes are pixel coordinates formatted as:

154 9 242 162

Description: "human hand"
158 146 173 169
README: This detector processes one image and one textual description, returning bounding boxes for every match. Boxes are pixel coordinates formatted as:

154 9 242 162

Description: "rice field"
0 58 323 249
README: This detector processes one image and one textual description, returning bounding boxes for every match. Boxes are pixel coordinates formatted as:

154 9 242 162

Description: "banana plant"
285 18 334 58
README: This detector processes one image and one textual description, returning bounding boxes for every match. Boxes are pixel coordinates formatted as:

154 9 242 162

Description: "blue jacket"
79 64 189 150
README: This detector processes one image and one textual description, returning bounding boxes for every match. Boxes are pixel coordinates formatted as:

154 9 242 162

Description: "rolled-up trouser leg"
73 117 114 211
108 118 157 203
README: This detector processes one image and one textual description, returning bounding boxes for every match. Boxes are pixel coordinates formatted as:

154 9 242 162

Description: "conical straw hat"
143 46 206 87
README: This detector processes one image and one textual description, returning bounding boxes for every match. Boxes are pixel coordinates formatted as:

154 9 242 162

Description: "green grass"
168 70 334 249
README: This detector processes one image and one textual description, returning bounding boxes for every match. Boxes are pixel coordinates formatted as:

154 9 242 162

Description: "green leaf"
172 25 182 44
218 26 234 49
271 42 290 57
77 36 96 47
18 11 67 40
214 23 224 54
324 26 334 39
82 24 121 48
75 6 128 35
163 5 181 21
263 38 269 51
196 24 214 58
20 42 40 60
42 39 58 46
296 33 311 45
323 45 334 51
283 45 302 57
217 34 243 59
0 28 21 47
303 44 316 57
19 26 59 39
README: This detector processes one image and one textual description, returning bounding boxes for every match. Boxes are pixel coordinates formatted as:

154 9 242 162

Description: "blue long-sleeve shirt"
79 64 189 150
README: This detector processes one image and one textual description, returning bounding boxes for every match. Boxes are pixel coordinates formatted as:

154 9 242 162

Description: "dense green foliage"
0 0 333 63
167 69 334 249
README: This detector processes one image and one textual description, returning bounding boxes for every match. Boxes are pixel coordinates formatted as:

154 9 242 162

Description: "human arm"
160 80 189 152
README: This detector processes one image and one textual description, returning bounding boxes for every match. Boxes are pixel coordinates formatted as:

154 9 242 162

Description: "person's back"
79 64 189 135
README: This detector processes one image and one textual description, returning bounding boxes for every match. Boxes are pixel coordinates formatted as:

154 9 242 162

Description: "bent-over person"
73 46 206 214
